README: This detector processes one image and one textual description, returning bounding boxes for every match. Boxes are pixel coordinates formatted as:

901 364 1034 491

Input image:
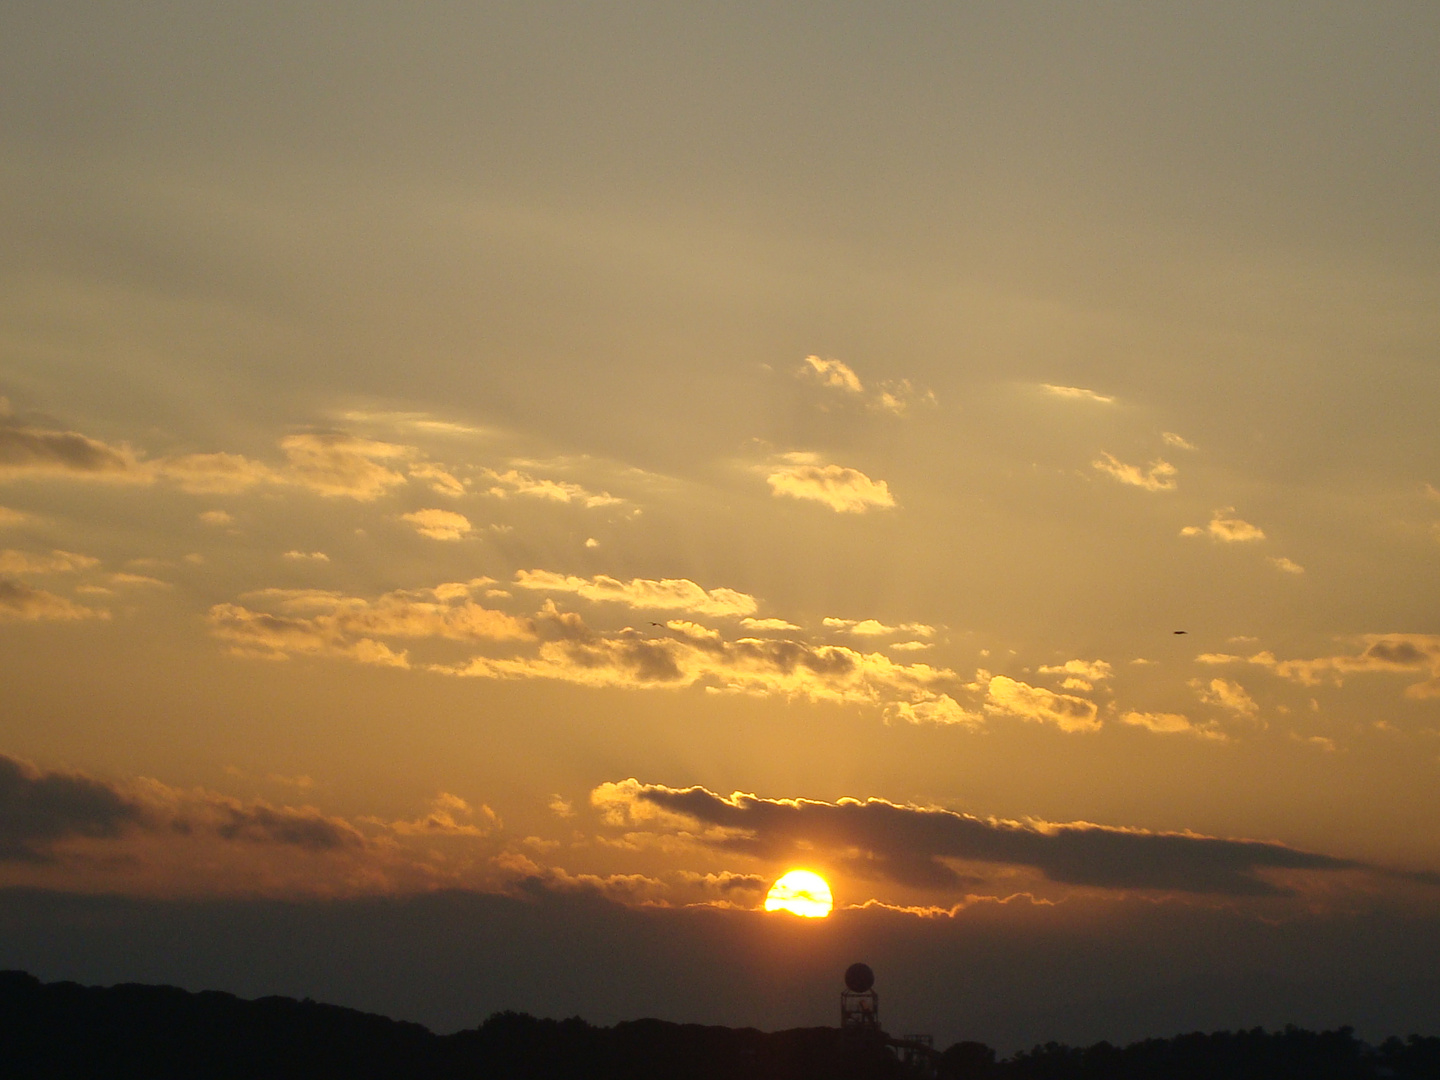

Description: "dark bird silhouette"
1173 630 1187 635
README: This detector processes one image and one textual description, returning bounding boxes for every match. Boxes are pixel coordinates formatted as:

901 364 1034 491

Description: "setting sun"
764 870 834 918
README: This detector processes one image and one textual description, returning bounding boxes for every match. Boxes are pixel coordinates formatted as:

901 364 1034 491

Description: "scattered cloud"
1181 508 1265 542
824 617 934 637
765 453 896 513
740 617 800 632
376 793 498 838
278 433 411 501
0 579 106 621
1199 634 1440 699
797 358 935 415
0 549 99 575
408 463 467 498
0 507 32 528
1162 432 1197 451
984 675 1101 733
1042 385 1114 404
1270 556 1305 574
208 580 532 665
402 508 474 541
480 467 620 508
1118 710 1221 738
514 570 758 618
1038 659 1113 692
283 550 330 562
592 780 1359 897
199 510 235 527
1092 452 1177 492
584 537 599 548
1192 677 1260 719
889 640 934 652
154 452 282 495
800 356 864 394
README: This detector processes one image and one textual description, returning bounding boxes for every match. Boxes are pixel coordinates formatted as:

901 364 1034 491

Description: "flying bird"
1173 630 1187 635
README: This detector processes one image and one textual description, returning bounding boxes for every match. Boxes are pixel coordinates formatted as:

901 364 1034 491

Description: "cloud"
480 468 620 508
739 617 799 632
1162 432 1197 450
1181 508 1265 542
402 508 473 541
1038 659 1113 692
408 463 467 498
765 454 896 513
796 358 935 415
0 754 147 861
0 424 141 481
1270 556 1305 574
1042 385 1114 404
1200 635 1440 698
378 793 499 838
0 579 106 621
800 356 864 394
208 580 532 665
591 780 1359 897
278 433 411 500
1118 710 1222 738
0 753 366 864
282 550 330 562
1092 452 1177 492
0 549 99 575
444 607 976 726
199 510 235 527
889 641 934 652
824 617 935 637
153 452 282 495
514 570 758 618
1192 677 1259 719
984 675 1101 733
0 507 32 527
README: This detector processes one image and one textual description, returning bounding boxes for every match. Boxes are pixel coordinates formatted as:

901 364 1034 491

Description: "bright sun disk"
764 869 833 917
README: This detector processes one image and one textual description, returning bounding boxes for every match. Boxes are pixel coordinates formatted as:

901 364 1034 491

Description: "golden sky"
2 1 1439 1050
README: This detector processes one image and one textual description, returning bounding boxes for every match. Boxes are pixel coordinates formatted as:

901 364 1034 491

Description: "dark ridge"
3 970 1439 1079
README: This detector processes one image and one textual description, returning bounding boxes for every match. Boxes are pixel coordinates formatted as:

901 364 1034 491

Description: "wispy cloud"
1162 432 1198 451
1118 710 1222 739
1038 659 1112 692
1181 508 1265 542
765 453 896 513
0 579 106 622
1092 452 1177 492
0 549 99 575
1192 677 1260 719
480 467 620 508
1270 556 1305 574
1042 384 1114 404
798 357 935 415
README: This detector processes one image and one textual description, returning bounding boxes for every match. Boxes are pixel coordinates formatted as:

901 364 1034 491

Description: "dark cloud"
0 754 362 860
607 782 1357 897
210 799 364 852
0 755 145 862
0 426 134 476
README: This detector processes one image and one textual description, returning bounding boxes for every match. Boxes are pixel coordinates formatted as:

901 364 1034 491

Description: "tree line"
3 970 1437 1079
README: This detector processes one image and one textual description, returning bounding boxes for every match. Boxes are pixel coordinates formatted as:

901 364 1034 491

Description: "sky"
2 0 1440 1053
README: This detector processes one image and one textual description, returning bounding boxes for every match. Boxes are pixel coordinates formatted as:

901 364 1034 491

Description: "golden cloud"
402 508 474 541
984 675 1101 733
0 579 106 622
1181 508 1265 542
1092 452 1177 492
765 454 896 513
514 570 758 618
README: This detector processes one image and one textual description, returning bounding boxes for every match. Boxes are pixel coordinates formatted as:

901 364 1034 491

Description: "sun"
764 869 834 918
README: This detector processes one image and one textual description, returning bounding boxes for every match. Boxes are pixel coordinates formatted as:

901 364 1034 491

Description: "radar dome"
844 962 875 993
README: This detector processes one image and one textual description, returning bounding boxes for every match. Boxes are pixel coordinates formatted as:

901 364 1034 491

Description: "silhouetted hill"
3 970 1437 1079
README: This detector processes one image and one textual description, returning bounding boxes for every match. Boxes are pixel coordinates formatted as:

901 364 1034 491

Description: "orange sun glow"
764 869 833 917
